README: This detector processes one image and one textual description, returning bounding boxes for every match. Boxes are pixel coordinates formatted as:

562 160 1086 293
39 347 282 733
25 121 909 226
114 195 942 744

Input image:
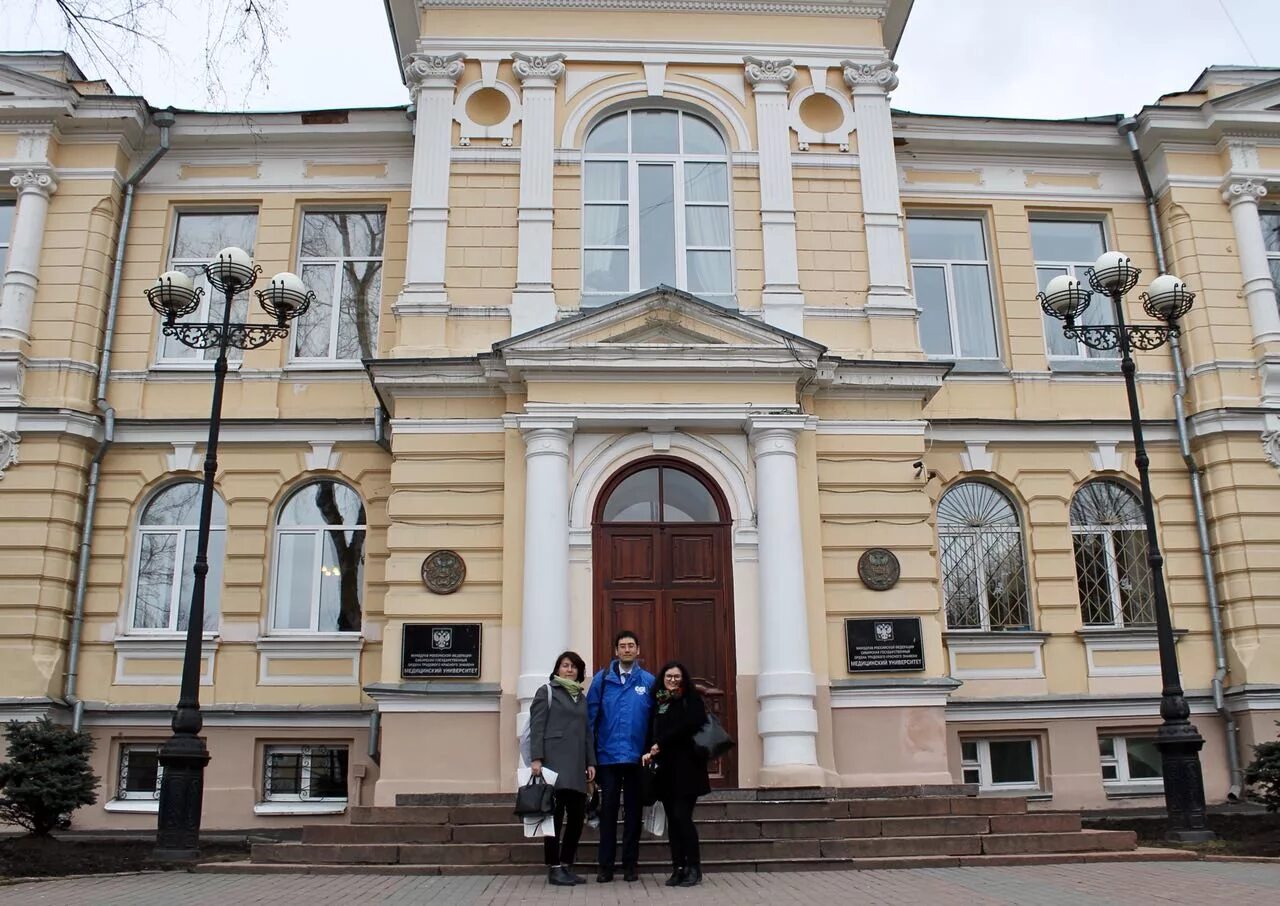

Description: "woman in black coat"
642 660 710 887
529 650 596 887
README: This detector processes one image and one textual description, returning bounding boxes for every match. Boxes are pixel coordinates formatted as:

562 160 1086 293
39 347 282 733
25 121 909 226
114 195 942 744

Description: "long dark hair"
548 650 586 683
653 660 697 701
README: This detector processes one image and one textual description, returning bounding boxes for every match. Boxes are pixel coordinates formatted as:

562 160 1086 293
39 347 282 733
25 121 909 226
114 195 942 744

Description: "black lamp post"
145 249 313 860
1039 253 1213 842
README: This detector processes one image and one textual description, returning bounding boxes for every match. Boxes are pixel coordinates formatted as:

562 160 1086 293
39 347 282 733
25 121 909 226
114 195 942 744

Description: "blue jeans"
595 762 642 870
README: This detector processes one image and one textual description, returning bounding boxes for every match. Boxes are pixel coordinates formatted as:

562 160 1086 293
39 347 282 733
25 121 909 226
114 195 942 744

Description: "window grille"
1071 481 1154 627
263 745 349 801
938 482 1031 630
116 745 163 800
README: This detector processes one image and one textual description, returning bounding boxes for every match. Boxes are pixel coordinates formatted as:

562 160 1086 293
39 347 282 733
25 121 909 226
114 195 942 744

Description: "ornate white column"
0 168 57 343
511 52 566 337
749 415 822 784
1224 179 1280 347
744 57 805 335
399 53 465 315
842 59 914 316
517 418 575 723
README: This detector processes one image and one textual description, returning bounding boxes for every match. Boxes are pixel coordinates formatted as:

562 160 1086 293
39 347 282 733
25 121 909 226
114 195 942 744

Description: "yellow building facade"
1 0 1279 829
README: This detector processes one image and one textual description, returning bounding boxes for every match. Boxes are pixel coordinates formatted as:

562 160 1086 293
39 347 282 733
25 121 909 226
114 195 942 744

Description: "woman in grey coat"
530 650 596 887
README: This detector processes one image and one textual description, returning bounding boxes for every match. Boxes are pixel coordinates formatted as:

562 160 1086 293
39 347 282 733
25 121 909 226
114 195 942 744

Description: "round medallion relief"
857 548 900 591
422 549 466 595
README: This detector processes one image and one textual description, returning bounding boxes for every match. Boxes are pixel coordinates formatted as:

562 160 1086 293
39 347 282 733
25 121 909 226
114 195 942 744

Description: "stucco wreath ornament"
1262 430 1280 470
0 429 19 480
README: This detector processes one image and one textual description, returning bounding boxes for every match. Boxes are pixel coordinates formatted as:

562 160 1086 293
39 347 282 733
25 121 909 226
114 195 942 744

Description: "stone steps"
233 790 1151 875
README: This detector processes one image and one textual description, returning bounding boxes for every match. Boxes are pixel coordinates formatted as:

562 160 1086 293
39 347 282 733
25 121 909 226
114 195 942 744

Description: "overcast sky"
2 0 1279 118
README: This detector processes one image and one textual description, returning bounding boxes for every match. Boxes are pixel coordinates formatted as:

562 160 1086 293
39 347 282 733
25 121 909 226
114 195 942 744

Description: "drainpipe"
65 110 174 731
1120 117 1243 800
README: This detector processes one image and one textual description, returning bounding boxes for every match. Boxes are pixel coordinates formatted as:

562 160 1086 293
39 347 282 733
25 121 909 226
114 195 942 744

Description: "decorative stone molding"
453 79 523 146
743 56 796 91
403 51 466 92
8 168 57 196
1225 138 1260 171
1223 178 1267 206
841 58 899 93
165 442 199 473
959 441 993 473
1262 430 1280 469
305 441 342 471
511 51 566 84
0 429 19 479
1090 442 1124 473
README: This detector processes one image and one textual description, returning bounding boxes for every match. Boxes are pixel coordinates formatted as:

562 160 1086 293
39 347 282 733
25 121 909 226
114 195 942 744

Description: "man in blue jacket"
586 629 655 883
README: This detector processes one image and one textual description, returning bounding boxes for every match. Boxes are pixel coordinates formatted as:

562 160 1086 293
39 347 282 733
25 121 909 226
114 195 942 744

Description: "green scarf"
553 675 583 698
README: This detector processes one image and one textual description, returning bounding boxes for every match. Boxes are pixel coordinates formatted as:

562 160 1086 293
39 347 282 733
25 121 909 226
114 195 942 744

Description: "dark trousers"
662 794 700 870
543 788 586 867
596 763 642 870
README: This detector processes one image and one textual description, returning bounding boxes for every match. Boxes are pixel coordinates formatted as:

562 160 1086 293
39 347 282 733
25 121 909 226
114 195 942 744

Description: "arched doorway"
592 457 738 786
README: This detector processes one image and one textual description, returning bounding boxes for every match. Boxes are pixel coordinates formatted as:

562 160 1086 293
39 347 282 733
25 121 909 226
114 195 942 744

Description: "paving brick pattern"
2 862 1279 905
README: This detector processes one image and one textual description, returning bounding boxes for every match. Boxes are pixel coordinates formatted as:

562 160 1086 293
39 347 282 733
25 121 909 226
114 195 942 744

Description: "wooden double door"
592 459 737 786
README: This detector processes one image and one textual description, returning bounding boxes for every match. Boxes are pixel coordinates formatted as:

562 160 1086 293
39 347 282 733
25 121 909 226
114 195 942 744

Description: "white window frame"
581 108 736 308
906 215 1000 360
0 197 14 276
262 744 349 803
269 481 366 635
116 743 163 801
291 209 386 364
155 209 259 366
1099 736 1163 788
1261 209 1280 296
1071 481 1153 629
127 482 225 634
1030 217 1115 360
937 482 1033 632
960 738 1040 791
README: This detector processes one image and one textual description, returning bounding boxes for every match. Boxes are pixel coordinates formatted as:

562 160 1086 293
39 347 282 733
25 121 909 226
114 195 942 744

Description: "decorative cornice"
1262 430 1280 470
512 52 567 85
743 56 796 90
1223 177 1267 205
8 168 57 196
841 57 898 93
419 1 888 15
403 52 466 91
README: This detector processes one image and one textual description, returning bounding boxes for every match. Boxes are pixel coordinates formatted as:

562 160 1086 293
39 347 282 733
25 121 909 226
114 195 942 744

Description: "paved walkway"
2 862 1279 905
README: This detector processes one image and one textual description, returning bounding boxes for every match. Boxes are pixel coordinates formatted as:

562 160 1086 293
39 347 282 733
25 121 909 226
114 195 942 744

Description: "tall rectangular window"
0 199 15 276
1031 219 1115 360
906 216 999 359
1262 210 1280 296
159 211 259 363
293 211 385 361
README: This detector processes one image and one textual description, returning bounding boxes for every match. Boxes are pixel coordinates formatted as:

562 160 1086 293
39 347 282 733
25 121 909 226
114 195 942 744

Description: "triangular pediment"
0 64 78 113
1207 75 1280 113
497 286 825 356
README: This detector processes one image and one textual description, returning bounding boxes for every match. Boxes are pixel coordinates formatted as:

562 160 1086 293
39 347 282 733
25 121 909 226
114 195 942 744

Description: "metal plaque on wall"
402 623 481 678
421 550 466 594
845 617 924 673
857 548 901 591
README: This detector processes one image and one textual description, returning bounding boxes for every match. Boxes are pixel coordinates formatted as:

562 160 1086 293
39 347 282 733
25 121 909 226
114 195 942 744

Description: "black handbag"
692 713 735 760
514 773 555 817
639 761 660 807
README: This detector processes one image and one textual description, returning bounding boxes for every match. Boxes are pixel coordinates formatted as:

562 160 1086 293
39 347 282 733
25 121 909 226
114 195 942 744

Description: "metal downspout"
1120 117 1242 799
65 111 174 731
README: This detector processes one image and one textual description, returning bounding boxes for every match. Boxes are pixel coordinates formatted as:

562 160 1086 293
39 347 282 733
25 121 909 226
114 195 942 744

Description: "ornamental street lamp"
145 250 313 860
1039 252 1213 842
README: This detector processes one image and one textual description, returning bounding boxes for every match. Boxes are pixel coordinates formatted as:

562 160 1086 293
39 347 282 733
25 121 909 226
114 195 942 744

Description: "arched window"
600 463 722 523
937 482 1031 631
1070 480 1155 627
271 480 366 633
130 482 225 632
582 108 734 308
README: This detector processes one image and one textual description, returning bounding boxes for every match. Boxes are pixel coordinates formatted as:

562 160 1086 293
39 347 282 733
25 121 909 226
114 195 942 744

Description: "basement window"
105 744 163 813
1099 736 1163 788
261 744 349 810
961 738 1039 791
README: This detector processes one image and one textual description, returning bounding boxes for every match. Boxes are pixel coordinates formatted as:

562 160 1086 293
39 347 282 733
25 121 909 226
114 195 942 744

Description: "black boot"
678 866 702 887
665 867 686 887
548 865 576 886
565 865 586 885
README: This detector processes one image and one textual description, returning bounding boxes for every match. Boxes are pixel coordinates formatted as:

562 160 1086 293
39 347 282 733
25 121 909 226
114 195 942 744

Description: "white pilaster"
1224 179 1280 346
511 52 566 336
744 57 805 336
842 59 914 316
748 415 821 783
0 168 57 343
517 418 575 719
397 53 465 315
